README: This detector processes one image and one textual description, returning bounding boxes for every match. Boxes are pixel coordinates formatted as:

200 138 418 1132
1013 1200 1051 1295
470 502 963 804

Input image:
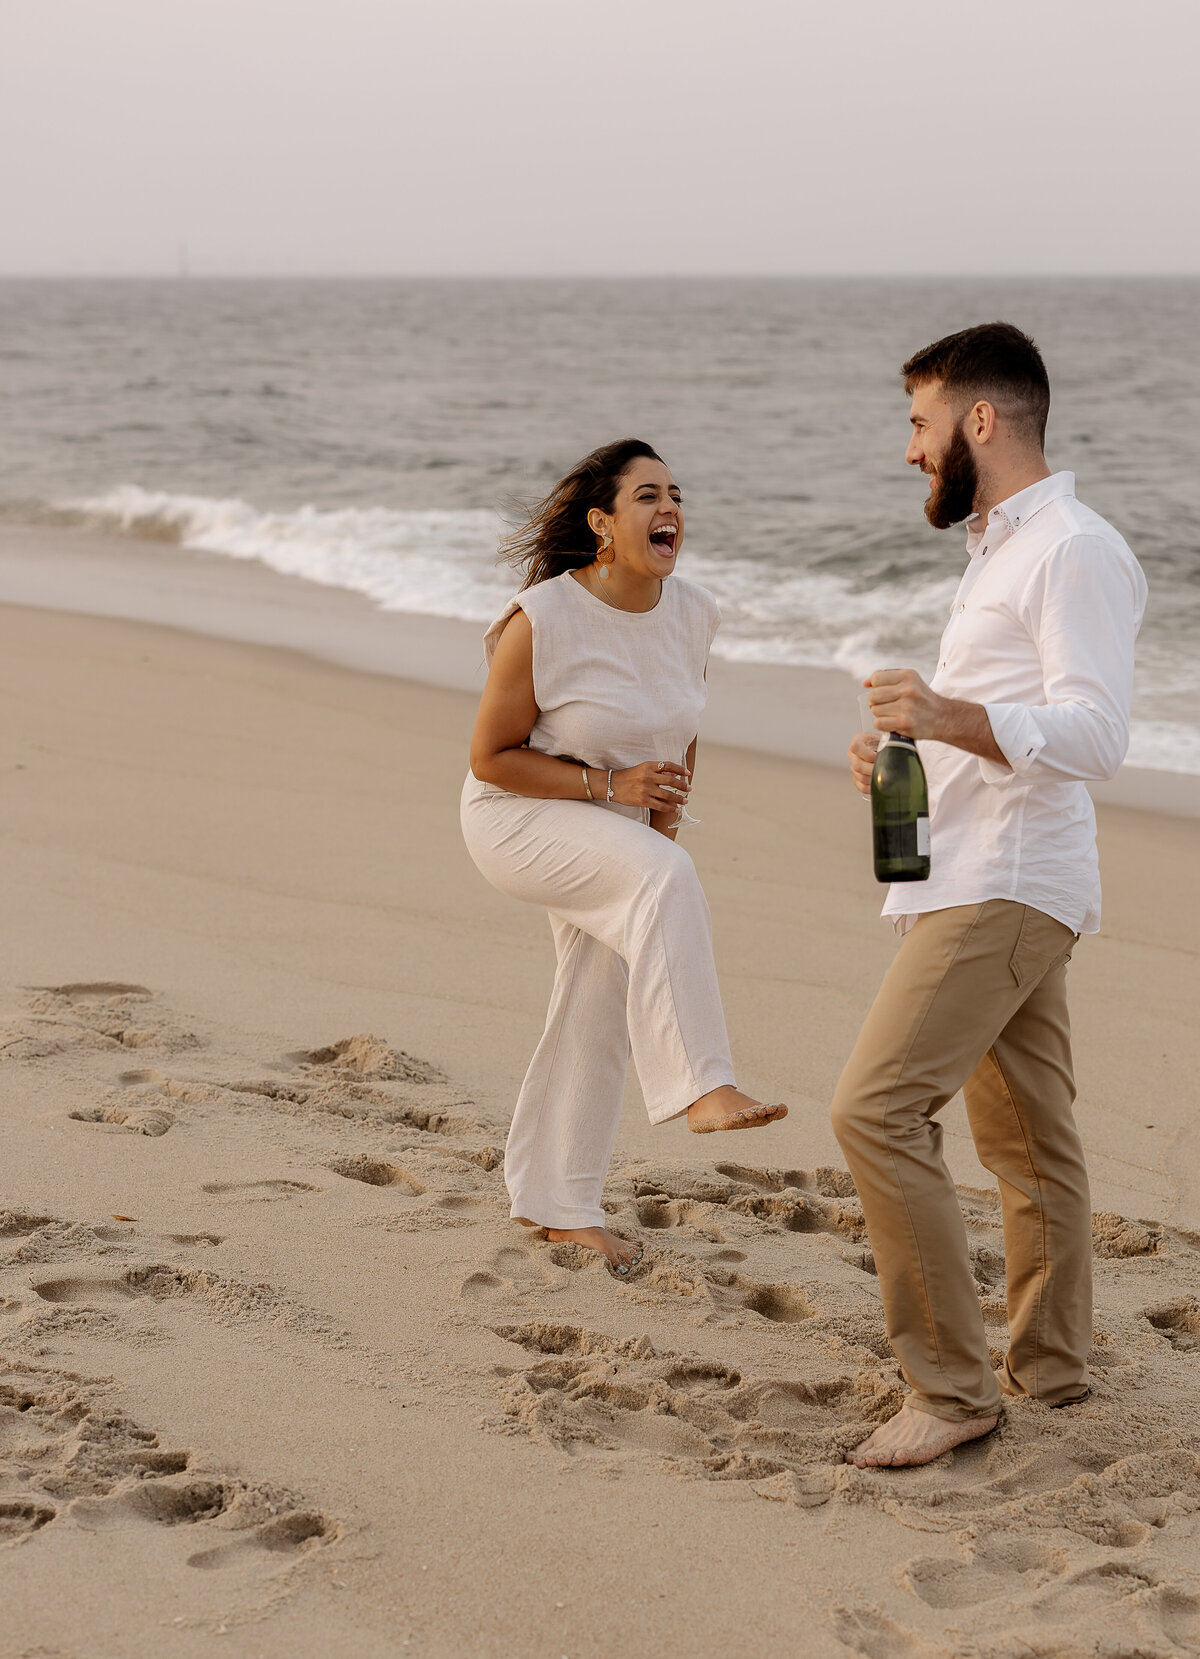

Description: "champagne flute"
652 733 699 829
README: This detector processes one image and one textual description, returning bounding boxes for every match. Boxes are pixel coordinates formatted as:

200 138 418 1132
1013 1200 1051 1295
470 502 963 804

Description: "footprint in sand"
713 1161 859 1199
200 1179 319 1204
901 1536 1068 1608
27 1261 343 1345
1035 1559 1200 1639
24 983 200 1054
1144 1298 1200 1352
0 1498 58 1543
614 1238 813 1325
322 1150 503 1231
1 1209 58 1239
322 1153 425 1194
31 1273 142 1306
703 1268 814 1324
186 1509 329 1571
629 1162 867 1243
188 1070 484 1142
878 1437 1175 1558
461 1246 562 1302
0 1361 335 1567
105 1028 497 1160
1030 1562 1182 1630
73 1477 234 1530
2 1211 137 1269
68 1103 176 1137
832 1605 945 1659
634 1194 727 1241
490 1320 855 1480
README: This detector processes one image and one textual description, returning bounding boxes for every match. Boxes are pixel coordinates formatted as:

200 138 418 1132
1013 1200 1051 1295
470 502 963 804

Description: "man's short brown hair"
902 321 1050 447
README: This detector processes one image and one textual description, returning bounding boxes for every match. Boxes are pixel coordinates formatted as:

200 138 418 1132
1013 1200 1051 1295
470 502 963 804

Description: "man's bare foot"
545 1226 643 1274
846 1397 1000 1468
687 1086 787 1134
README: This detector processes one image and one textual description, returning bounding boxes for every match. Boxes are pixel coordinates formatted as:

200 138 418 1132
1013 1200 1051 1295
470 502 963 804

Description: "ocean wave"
58 484 1200 775
63 484 963 673
63 484 518 622
1124 721 1200 775
682 549 958 677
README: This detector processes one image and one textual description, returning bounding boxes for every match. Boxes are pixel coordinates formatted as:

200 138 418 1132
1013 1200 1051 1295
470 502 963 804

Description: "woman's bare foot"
846 1398 1000 1468
545 1226 643 1274
687 1086 788 1134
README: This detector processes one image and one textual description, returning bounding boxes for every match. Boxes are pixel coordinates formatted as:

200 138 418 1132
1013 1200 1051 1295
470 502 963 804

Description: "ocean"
2 276 1197 771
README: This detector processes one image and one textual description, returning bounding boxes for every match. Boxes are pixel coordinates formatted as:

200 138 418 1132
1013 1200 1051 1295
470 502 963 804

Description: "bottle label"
917 815 930 856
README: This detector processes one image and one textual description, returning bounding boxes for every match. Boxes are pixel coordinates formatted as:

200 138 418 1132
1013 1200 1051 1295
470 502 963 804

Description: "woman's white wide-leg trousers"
461 780 735 1229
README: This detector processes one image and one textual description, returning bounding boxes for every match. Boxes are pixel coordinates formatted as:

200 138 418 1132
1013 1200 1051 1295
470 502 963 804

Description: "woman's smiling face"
589 457 684 579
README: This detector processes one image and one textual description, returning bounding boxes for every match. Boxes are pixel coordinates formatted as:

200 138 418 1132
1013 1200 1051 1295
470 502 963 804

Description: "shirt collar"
964 471 1075 559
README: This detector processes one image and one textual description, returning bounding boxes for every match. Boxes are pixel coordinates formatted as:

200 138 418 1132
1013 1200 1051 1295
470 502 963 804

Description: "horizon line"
1 269 1199 283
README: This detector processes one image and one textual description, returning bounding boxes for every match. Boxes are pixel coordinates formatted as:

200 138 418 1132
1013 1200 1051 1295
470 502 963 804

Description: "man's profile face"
905 379 979 529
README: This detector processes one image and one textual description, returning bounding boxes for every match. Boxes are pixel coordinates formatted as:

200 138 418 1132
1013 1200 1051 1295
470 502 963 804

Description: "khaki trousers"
831 900 1090 1421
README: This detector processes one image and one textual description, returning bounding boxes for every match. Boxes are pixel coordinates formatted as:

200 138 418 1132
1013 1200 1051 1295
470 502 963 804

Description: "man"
834 322 1147 1469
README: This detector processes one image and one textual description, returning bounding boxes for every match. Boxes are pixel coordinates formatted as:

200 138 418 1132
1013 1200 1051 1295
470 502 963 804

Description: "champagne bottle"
871 734 931 883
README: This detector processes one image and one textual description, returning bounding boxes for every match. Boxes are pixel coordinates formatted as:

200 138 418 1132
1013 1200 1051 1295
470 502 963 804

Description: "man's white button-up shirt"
883 471 1148 936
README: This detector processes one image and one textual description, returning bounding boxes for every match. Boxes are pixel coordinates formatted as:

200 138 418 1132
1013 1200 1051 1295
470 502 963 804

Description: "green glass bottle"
871 734 931 883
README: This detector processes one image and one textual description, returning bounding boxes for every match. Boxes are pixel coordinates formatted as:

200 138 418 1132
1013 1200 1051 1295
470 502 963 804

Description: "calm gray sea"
2 277 1197 769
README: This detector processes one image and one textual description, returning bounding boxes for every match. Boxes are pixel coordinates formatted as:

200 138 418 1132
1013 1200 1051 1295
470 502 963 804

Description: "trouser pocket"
1009 907 1077 989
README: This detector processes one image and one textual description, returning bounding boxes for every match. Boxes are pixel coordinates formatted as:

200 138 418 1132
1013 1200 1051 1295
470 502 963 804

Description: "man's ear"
969 400 998 445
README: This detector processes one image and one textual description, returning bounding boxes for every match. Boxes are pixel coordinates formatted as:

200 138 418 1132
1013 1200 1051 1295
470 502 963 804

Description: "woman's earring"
598 532 613 579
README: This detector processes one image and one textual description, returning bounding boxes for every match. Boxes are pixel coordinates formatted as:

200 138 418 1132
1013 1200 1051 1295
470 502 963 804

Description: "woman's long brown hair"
500 437 664 590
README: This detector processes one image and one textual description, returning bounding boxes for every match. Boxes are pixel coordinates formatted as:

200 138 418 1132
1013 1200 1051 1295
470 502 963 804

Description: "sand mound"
291 1033 447 1085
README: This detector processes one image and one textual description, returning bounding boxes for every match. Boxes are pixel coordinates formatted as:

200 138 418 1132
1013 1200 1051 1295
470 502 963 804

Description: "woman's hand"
848 732 880 797
612 761 691 812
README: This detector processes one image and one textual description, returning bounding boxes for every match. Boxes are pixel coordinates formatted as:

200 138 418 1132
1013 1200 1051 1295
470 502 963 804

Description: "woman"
461 438 787 1274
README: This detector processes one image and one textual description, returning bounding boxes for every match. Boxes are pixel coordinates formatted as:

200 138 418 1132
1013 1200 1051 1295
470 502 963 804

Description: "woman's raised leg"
462 791 786 1252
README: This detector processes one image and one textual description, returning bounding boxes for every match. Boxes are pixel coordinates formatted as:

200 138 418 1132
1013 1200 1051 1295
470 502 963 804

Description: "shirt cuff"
979 702 1047 784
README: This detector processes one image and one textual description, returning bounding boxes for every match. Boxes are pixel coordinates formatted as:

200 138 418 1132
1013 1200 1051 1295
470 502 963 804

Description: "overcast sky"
2 0 1197 276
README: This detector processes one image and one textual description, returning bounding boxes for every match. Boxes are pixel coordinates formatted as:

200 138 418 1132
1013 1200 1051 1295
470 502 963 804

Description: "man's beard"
924 425 979 529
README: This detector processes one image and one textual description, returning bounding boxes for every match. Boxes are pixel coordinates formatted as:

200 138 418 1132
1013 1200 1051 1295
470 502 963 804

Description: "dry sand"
2 600 1199 1659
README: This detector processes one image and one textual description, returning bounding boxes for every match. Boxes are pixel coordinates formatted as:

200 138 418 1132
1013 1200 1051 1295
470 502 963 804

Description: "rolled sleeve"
980 702 1047 782
978 537 1145 787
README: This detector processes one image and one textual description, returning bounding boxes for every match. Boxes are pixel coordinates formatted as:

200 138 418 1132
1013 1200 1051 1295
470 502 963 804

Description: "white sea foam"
65 484 960 671
64 484 1200 776
66 484 518 623
1124 721 1200 775
682 549 959 677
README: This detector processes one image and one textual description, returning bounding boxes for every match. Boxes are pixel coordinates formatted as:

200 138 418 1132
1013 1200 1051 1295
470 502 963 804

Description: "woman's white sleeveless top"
480 570 720 776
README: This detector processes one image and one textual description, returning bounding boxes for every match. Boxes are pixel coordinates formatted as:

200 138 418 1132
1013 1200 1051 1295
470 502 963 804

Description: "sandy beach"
2 559 1199 1658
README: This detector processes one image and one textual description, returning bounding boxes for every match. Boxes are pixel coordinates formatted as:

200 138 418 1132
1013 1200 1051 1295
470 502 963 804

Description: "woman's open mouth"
649 524 678 556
